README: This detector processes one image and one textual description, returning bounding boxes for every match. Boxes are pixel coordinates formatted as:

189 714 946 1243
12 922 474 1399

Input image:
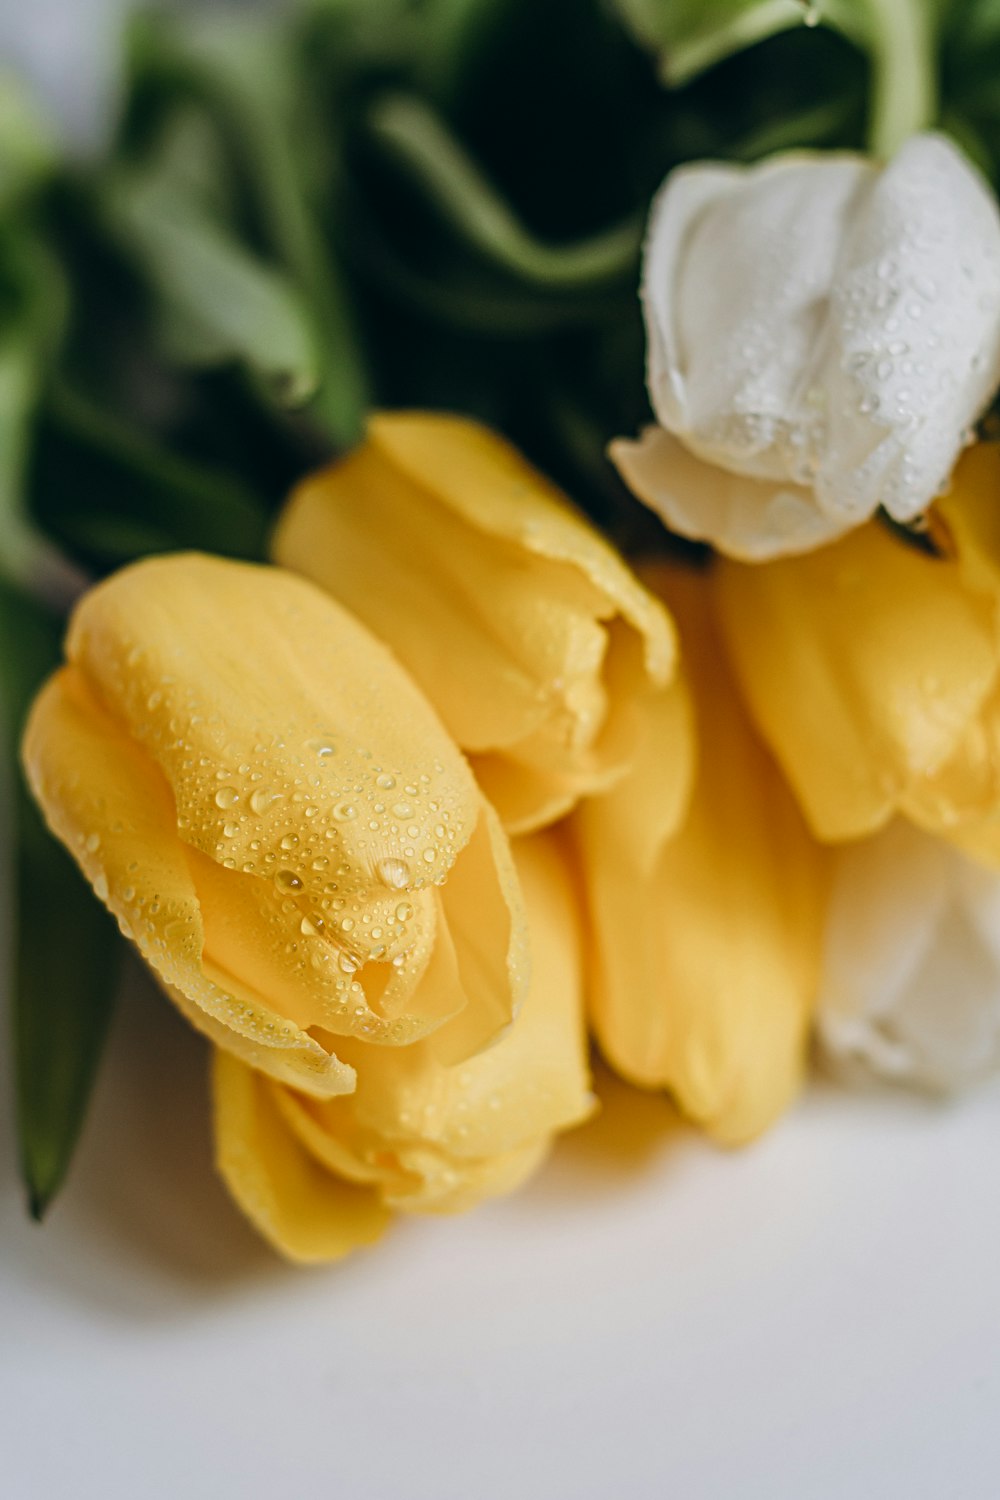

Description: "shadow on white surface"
0 959 281 1317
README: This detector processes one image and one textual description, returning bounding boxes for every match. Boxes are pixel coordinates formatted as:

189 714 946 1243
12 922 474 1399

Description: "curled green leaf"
367 92 643 288
611 0 810 85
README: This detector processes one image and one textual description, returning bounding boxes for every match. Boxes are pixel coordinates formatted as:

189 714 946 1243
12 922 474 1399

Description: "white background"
3 965 1000 1499
3 4 1000 1496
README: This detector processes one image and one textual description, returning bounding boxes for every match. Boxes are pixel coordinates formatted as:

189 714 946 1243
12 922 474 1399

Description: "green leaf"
611 0 811 85
128 12 371 445
0 72 59 214
0 227 84 604
366 93 643 288
102 109 321 407
0 580 121 1218
31 383 270 573
611 0 942 155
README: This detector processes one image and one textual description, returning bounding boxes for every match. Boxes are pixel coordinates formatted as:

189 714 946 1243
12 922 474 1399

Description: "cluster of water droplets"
821 136 1000 522
186 722 473 1035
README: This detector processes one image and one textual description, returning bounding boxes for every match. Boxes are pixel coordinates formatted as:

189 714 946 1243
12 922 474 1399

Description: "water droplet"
339 952 359 973
377 858 410 889
392 802 413 818
306 737 337 758
422 848 437 864
215 786 239 809
376 773 396 790
223 821 240 838
85 832 101 853
333 801 358 821
340 916 355 933
280 833 299 851
396 902 412 922
250 787 281 815
94 873 109 902
275 869 303 893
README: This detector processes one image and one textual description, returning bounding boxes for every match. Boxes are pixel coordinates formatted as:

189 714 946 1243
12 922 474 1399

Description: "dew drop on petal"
250 787 281 815
377 857 410 889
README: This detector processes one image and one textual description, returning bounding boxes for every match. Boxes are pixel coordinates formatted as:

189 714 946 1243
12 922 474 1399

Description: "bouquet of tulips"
5 0 1000 1262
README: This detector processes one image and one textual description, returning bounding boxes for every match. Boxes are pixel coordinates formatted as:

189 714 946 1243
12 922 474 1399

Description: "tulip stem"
857 0 938 158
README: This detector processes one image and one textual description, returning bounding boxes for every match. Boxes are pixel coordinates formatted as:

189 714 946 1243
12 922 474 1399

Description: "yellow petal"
213 1050 390 1264
273 411 676 832
22 668 354 1097
578 563 826 1143
714 514 999 841
272 831 594 1212
65 552 479 913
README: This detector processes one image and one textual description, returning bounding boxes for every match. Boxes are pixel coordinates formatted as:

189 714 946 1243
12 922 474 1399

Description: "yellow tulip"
575 563 826 1144
714 444 1000 863
214 832 594 1262
22 553 529 1100
273 412 676 833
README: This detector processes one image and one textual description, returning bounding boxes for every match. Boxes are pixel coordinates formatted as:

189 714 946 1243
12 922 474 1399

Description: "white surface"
2 963 1000 1500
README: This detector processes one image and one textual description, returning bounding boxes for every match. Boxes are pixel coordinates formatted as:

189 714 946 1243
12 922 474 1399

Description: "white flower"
818 821 1000 1092
611 133 1000 560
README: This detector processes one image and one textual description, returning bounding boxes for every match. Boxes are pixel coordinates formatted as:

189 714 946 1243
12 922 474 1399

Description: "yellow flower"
214 832 594 1261
273 411 676 833
22 553 530 1102
574 564 826 1144
713 443 1000 865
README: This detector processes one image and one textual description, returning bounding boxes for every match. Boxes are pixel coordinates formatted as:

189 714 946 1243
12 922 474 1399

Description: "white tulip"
612 133 1000 560
818 821 1000 1092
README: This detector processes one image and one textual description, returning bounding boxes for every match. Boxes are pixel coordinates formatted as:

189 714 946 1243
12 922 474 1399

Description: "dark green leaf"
30 383 270 573
0 581 121 1218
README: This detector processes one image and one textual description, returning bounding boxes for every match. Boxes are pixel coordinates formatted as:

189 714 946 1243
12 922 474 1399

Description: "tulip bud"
818 821 1000 1091
22 554 529 1097
713 445 1000 849
612 134 1000 560
213 833 595 1261
574 564 824 1144
274 412 676 833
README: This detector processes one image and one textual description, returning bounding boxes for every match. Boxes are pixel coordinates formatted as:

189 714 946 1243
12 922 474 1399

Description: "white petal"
643 151 869 482
821 134 1000 523
609 426 849 561
818 821 1000 1092
627 132 1000 557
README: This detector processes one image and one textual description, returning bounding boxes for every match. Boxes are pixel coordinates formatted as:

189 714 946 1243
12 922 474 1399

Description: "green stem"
849 0 938 156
